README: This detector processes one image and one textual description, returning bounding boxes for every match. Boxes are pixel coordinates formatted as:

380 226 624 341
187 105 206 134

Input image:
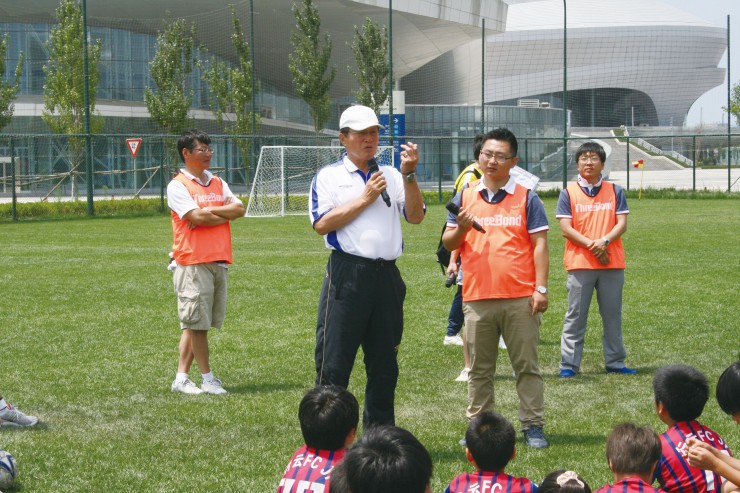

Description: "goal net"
246 146 394 217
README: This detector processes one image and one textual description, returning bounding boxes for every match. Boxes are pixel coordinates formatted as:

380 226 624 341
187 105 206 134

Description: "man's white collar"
180 168 214 185
474 175 517 196
577 174 602 188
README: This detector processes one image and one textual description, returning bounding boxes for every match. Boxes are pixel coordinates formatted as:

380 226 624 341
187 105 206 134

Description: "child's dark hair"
327 462 350 493
653 364 709 421
539 470 592 493
716 361 740 417
342 425 432 493
299 385 359 451
465 411 516 472
606 423 662 475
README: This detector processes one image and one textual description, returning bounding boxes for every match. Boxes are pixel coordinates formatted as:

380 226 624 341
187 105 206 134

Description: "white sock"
201 371 214 383
175 372 190 383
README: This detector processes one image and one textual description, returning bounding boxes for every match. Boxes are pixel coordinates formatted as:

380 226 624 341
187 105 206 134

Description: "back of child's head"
342 425 432 493
299 385 359 450
653 364 709 422
539 470 592 493
327 462 350 493
465 411 516 472
606 423 662 475
716 361 740 420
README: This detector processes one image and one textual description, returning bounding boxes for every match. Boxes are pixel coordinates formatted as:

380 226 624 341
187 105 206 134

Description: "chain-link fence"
0 0 737 214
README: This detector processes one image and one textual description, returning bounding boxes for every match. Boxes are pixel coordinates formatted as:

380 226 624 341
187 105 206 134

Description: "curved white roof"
505 0 719 30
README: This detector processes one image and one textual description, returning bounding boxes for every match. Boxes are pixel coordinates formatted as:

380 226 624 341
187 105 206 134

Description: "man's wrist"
602 237 610 246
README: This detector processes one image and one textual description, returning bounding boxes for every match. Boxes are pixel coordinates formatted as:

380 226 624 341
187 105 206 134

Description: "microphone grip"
445 271 456 288
445 202 486 233
368 159 391 207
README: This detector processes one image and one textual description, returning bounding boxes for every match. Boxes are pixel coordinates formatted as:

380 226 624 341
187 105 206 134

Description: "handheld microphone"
368 158 391 207
445 271 456 288
445 202 486 233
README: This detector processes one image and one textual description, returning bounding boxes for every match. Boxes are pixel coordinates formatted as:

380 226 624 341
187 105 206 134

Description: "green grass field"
1 198 738 492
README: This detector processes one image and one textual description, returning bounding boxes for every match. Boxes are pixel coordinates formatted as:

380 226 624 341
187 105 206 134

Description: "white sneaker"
171 378 203 395
498 337 507 349
0 404 39 427
443 334 464 346
455 368 470 382
201 377 228 395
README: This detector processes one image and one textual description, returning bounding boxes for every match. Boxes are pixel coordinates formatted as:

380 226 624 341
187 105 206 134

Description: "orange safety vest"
459 183 536 301
563 181 625 270
171 173 233 265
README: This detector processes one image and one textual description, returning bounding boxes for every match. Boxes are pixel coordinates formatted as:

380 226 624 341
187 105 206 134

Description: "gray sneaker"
0 404 39 427
201 377 228 395
523 426 548 448
171 377 204 395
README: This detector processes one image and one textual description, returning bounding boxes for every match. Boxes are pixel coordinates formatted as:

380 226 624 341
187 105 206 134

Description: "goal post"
246 146 393 217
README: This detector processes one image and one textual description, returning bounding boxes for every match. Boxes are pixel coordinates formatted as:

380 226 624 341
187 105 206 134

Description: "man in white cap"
309 105 425 427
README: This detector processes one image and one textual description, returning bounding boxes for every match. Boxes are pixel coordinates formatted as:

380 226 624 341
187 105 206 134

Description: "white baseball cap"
339 105 383 131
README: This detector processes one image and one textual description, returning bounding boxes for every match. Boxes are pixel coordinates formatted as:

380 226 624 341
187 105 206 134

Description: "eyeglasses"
480 151 513 163
193 147 214 154
578 155 601 163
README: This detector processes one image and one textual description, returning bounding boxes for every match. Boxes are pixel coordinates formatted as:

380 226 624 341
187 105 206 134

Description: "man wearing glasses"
555 141 634 378
167 129 245 395
442 128 550 448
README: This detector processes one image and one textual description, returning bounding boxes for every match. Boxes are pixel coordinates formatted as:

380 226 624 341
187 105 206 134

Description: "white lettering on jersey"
192 192 224 205
474 214 523 227
575 202 613 213
470 479 503 493
278 478 326 493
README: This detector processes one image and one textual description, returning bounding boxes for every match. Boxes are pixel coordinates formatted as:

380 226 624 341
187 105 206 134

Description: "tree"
42 0 103 167
0 35 24 131
289 0 336 133
723 81 740 126
349 18 388 114
144 17 196 137
201 6 260 170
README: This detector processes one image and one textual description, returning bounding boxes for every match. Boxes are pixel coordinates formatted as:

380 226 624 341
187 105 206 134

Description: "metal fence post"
626 135 630 191
11 137 17 222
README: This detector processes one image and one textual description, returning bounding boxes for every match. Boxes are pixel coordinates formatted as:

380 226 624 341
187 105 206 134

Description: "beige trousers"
464 297 545 429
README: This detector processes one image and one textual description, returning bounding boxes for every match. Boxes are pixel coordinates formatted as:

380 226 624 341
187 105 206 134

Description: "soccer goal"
246 146 393 217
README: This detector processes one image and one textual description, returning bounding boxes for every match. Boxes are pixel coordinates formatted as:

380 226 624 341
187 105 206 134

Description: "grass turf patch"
0 198 738 492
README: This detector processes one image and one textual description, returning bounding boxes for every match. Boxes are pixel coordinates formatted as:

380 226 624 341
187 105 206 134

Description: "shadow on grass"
223 382 306 394
429 430 608 461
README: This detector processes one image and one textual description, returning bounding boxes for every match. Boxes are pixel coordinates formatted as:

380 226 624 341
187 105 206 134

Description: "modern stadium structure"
0 0 728 185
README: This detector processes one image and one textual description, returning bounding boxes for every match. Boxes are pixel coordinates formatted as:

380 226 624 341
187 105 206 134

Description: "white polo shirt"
309 154 409 260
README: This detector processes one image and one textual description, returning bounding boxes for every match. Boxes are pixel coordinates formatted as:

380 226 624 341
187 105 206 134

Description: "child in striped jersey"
652 365 735 493
686 361 740 493
277 385 359 493
446 411 538 493
594 423 666 493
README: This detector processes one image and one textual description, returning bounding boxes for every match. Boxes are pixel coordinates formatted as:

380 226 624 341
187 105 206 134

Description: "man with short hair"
167 129 245 395
309 105 425 427
556 141 634 378
442 127 549 448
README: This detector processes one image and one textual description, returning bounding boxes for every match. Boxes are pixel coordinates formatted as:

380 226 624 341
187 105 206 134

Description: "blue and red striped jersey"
277 445 347 493
595 476 666 493
445 470 538 493
654 420 733 493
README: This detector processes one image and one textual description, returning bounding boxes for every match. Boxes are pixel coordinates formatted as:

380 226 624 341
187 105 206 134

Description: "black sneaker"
523 426 548 448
